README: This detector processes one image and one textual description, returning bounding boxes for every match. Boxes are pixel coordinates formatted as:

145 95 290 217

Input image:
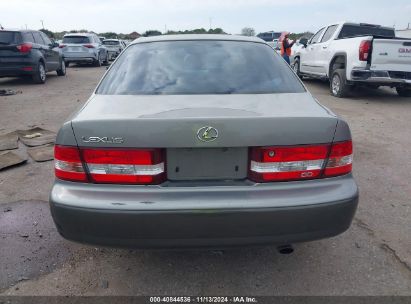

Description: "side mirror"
299 38 308 47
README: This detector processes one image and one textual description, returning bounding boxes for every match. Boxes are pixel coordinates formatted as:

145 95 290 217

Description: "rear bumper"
64 53 97 63
50 174 359 248
351 69 411 86
0 61 36 77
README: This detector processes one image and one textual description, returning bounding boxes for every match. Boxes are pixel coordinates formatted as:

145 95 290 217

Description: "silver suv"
60 33 108 67
102 39 126 60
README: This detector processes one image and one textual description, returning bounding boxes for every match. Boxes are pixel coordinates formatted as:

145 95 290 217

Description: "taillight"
324 141 353 177
58 44 66 48
54 146 166 184
54 145 88 182
81 148 166 184
249 141 353 182
83 44 95 48
16 43 32 53
359 40 371 61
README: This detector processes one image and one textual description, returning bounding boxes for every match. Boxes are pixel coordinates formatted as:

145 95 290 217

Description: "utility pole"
209 17 212 30
40 20 44 29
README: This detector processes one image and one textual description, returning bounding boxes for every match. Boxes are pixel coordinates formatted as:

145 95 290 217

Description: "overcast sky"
1 0 411 34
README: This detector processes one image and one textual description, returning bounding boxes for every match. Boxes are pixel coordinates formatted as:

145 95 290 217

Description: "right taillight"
249 140 353 183
359 40 371 61
324 140 353 177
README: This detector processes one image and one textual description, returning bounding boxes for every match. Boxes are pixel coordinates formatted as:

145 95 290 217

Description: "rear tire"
32 61 46 84
292 58 302 79
93 53 102 67
330 69 350 98
56 60 66 76
396 87 411 97
103 52 109 66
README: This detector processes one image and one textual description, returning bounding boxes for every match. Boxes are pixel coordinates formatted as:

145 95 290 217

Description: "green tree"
40 28 55 38
241 27 255 36
142 30 162 37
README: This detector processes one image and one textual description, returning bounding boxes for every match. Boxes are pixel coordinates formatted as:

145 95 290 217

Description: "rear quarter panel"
328 36 370 80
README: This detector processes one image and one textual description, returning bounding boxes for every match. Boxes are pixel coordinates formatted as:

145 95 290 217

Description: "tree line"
39 28 226 40
40 27 312 41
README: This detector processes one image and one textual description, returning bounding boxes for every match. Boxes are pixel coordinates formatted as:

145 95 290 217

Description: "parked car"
267 38 280 51
0 29 66 83
292 22 411 97
102 39 126 60
50 35 358 249
60 33 108 67
99 36 106 42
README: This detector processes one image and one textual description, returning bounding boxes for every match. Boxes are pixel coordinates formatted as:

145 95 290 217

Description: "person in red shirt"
280 32 295 65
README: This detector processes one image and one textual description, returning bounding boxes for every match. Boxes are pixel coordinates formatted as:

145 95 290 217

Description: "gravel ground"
0 67 410 295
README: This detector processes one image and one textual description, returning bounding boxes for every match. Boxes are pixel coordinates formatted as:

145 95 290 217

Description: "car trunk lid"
71 93 338 181
71 93 337 148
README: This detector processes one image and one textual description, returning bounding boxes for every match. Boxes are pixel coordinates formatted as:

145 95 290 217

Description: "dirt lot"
0 67 410 295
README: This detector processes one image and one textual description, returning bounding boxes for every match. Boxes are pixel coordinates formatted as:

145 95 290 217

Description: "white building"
396 26 411 38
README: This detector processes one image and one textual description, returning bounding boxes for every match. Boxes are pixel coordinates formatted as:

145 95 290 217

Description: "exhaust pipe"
277 245 294 255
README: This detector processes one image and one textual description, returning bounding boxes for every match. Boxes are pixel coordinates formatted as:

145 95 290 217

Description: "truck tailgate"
371 39 411 72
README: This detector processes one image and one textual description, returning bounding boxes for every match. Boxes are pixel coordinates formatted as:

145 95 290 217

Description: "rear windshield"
0 31 21 45
338 25 395 39
62 36 91 44
103 40 120 45
96 40 305 95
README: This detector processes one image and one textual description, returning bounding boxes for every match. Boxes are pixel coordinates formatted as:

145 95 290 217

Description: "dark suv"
0 29 66 83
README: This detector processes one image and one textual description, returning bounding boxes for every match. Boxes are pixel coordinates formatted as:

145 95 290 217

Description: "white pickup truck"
292 22 411 97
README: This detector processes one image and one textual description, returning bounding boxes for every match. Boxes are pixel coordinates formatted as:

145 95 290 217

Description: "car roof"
103 39 120 41
64 33 94 37
1 29 38 33
131 34 265 45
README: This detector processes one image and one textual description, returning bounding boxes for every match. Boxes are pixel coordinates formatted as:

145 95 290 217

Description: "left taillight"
54 146 166 185
81 148 166 184
249 140 353 183
16 43 32 53
54 145 88 182
359 40 371 61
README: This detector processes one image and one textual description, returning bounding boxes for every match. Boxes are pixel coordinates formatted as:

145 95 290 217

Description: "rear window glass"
338 25 395 39
0 31 21 45
22 32 35 43
62 36 91 44
97 40 305 95
103 40 120 45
